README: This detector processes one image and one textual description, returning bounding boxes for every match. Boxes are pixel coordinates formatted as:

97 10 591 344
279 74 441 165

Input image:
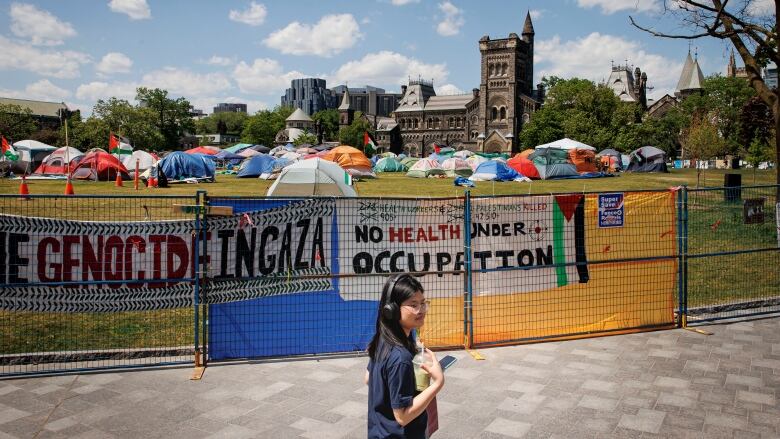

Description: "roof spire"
522 10 535 36
338 86 351 110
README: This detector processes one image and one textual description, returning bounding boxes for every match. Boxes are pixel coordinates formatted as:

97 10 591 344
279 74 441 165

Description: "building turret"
522 11 535 43
338 86 354 130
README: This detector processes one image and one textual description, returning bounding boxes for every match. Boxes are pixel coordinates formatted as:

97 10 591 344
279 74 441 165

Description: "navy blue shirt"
367 342 427 439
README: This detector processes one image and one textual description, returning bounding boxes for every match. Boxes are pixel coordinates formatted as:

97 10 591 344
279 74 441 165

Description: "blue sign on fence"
598 193 624 228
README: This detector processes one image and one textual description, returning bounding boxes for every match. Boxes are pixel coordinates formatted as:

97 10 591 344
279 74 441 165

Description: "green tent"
374 157 408 172
400 157 420 168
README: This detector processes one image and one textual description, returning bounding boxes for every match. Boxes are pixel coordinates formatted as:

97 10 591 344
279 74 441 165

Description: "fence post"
676 187 684 328
682 186 689 327
463 191 474 348
201 192 209 366
193 190 204 366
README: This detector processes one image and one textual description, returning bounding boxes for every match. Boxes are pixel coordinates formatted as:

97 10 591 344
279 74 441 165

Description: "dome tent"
322 145 375 178
597 148 623 172
10 140 57 174
34 147 84 175
627 146 668 172
374 157 407 172
400 157 420 169
469 160 526 181
237 155 276 178
529 148 579 179
406 158 445 178
506 154 540 179
70 150 131 181
534 137 597 151
122 150 158 172
158 151 215 181
267 158 357 197
440 158 473 177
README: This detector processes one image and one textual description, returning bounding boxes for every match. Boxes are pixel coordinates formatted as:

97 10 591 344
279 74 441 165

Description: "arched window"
414 119 419 129
427 118 433 129
500 107 506 120
502 63 508 76
448 117 454 128
491 107 498 121
488 64 494 77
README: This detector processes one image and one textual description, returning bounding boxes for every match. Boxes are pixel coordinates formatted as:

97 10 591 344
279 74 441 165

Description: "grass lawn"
0 168 777 357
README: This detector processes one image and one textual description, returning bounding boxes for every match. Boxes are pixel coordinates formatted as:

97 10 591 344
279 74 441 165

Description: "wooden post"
134 158 139 190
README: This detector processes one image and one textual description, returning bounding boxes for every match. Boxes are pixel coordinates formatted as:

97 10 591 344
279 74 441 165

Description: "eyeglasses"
402 300 431 313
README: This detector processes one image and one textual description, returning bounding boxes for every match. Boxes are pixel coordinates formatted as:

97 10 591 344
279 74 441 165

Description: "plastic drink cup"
412 353 431 391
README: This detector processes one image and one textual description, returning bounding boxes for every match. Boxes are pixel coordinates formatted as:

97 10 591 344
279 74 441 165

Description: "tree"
312 109 339 141
681 114 727 186
745 134 773 182
339 112 374 150
0 103 37 142
135 87 195 149
241 106 294 146
739 95 774 150
630 0 780 193
195 111 248 135
293 131 318 146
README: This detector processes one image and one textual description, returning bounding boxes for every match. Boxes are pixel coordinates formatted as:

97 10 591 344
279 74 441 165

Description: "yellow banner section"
420 191 677 347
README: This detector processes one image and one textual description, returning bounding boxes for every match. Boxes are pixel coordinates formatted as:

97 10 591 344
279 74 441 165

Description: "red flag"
109 132 120 151
433 143 441 154
1 136 8 155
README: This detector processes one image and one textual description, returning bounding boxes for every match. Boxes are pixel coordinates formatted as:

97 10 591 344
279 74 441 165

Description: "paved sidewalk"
0 318 779 439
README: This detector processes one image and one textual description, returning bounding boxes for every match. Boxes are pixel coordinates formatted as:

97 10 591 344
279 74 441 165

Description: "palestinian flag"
109 133 132 155
1 136 18 161
363 131 377 156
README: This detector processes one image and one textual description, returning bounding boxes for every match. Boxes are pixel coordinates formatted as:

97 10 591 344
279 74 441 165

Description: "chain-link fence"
685 185 780 324
0 194 200 376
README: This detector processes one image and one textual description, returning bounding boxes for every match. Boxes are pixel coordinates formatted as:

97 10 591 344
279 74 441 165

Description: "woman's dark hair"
367 274 424 361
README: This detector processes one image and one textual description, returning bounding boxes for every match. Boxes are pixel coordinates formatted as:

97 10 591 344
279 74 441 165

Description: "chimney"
472 88 480 98
401 85 407 95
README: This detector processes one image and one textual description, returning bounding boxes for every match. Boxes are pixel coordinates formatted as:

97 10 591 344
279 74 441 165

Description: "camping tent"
466 155 489 171
597 148 623 172
267 158 357 197
374 157 408 172
453 150 474 159
535 138 597 151
237 155 276 178
627 146 668 172
406 158 445 178
210 150 245 165
440 158 473 177
568 148 598 173
224 143 253 154
470 160 525 181
34 147 84 175
400 157 420 169
529 148 579 179
185 146 218 155
322 145 374 177
238 148 263 158
10 140 57 174
158 151 216 181
70 150 131 180
506 154 540 179
122 150 158 172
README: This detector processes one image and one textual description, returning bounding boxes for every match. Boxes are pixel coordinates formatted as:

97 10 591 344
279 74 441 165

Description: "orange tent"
517 149 535 159
506 155 540 179
185 146 218 155
568 148 597 173
322 145 372 170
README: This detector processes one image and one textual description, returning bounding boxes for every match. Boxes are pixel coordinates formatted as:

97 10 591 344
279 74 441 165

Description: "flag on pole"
109 133 132 155
1 136 18 161
363 131 377 156
433 143 441 154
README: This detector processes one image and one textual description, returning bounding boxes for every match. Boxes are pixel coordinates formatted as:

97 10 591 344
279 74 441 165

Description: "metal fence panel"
0 195 198 376
686 185 780 323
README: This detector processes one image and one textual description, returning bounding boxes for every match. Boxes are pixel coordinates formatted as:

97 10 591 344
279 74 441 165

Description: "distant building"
274 108 315 145
727 49 750 80
763 63 777 89
0 97 70 131
213 103 247 113
281 78 336 115
195 133 240 145
605 64 648 110
189 107 206 119
331 85 401 118
675 51 705 99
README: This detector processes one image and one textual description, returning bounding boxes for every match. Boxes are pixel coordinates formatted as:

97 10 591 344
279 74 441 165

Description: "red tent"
185 146 218 155
70 150 131 180
507 154 540 179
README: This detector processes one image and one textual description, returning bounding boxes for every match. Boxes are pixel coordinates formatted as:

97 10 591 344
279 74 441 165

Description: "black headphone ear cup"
382 302 399 321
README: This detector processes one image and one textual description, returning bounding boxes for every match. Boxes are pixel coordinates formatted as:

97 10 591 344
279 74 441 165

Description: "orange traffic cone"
64 178 75 195
19 175 30 200
115 171 123 187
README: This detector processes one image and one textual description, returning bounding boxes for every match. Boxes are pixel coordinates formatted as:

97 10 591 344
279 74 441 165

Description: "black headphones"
381 274 405 321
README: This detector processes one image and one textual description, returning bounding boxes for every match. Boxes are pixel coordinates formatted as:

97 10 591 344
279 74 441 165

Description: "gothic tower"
476 11 535 154
338 87 354 131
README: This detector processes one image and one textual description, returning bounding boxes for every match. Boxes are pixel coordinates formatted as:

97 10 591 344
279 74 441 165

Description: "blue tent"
237 155 276 178
470 160 522 181
212 150 246 165
159 151 215 181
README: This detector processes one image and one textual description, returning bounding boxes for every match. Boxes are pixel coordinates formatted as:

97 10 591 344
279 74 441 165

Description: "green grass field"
0 168 777 356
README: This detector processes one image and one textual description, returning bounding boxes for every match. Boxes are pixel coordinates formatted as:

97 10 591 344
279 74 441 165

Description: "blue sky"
0 0 774 115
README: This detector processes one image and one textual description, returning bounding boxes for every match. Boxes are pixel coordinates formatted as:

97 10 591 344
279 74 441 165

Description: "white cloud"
331 51 449 90
747 0 775 16
96 52 133 76
576 0 661 14
108 0 151 20
10 3 76 46
229 2 267 26
206 55 235 66
0 79 71 102
437 84 464 95
233 58 307 94
76 81 137 102
535 32 682 99
263 14 362 57
529 9 543 20
391 0 420 4
141 68 232 97
361 17 371 25
0 36 90 79
436 2 464 37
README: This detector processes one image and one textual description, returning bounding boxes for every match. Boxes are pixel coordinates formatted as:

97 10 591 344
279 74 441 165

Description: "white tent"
267 158 357 197
11 140 57 174
535 137 596 151
122 150 158 171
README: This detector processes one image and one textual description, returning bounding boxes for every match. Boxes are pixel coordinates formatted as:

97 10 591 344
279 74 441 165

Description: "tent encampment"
34 147 84 175
406 158 446 178
440 158 473 177
70 150 131 180
158 151 216 181
237 155 276 178
627 146 668 172
267 158 357 196
469 160 525 181
529 148 579 179
374 157 408 172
